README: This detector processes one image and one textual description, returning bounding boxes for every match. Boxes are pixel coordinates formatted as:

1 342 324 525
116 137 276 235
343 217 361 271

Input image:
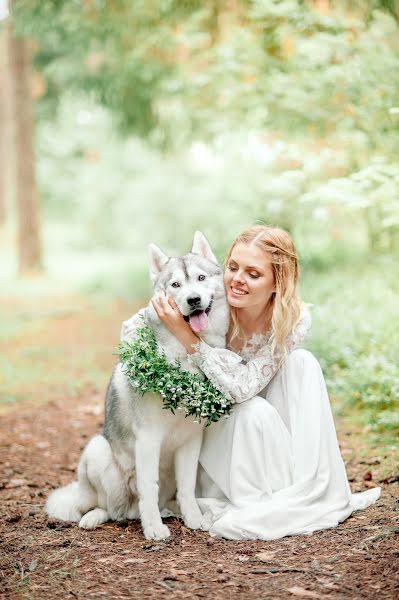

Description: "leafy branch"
118 321 233 426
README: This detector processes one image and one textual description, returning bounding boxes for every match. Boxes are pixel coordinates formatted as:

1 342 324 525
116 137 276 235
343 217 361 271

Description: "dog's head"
148 232 224 333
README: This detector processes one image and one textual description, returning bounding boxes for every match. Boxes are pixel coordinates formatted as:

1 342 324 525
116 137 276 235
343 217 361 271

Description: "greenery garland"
117 319 233 426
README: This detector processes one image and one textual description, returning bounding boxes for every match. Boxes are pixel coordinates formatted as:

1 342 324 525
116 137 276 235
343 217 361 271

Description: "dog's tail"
45 435 108 523
45 481 84 522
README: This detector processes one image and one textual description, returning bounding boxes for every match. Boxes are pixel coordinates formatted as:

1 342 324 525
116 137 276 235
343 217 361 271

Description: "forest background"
1 0 398 443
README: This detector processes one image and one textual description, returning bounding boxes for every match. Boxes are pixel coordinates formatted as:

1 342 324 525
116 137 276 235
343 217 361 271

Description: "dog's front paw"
143 521 171 541
183 512 212 531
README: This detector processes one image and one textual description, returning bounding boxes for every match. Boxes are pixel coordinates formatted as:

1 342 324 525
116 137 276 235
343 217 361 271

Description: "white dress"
186 306 381 540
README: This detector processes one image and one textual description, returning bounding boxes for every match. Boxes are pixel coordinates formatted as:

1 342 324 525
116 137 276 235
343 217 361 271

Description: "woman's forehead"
229 243 270 268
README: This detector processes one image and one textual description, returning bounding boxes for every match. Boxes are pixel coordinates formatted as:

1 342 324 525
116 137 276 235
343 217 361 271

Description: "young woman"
151 225 380 540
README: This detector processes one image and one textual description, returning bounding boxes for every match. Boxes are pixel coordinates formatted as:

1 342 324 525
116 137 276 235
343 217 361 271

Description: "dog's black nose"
187 296 201 307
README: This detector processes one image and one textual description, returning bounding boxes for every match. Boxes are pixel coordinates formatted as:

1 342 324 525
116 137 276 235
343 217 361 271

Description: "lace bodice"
187 306 312 403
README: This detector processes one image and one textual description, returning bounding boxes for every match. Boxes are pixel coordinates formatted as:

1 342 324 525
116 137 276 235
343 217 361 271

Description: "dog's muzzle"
182 297 213 333
183 298 213 322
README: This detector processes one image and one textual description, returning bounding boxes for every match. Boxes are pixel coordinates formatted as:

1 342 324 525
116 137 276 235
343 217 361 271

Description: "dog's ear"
148 243 169 284
191 231 218 264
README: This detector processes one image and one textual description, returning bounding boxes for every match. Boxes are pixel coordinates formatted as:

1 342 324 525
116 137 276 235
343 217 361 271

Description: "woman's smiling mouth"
230 287 248 296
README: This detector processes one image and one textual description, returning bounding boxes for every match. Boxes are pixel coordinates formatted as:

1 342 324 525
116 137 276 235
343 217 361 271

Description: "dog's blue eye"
171 282 180 288
198 275 206 281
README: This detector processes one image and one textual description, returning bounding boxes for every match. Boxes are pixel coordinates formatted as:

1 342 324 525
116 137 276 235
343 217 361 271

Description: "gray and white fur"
45 232 229 540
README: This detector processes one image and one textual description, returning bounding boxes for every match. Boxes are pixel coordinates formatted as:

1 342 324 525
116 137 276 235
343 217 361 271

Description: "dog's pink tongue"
189 312 209 333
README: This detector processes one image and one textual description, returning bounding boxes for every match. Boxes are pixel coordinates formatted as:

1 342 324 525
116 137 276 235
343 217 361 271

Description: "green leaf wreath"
117 320 233 426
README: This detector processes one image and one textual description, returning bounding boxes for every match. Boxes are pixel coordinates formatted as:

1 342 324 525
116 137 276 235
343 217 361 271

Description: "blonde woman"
151 225 380 540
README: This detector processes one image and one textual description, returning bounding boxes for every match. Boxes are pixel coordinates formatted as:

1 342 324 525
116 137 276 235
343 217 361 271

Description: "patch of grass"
337 409 398 480
303 256 399 437
0 310 44 343
0 293 130 409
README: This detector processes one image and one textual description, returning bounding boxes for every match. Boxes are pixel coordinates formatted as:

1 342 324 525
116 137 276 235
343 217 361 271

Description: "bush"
303 258 399 434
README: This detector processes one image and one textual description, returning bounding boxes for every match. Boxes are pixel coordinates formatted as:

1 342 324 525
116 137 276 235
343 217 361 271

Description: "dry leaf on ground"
287 586 321 598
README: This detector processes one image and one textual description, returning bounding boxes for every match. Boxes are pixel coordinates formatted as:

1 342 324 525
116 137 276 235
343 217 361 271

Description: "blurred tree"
374 0 399 22
8 8 42 273
0 27 8 225
10 1 399 156
13 0 208 146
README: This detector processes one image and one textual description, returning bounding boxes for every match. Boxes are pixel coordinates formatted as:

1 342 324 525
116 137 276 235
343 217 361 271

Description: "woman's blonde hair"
225 225 302 355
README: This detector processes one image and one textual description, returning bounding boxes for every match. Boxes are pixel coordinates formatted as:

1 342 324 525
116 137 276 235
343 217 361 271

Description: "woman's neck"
234 303 273 338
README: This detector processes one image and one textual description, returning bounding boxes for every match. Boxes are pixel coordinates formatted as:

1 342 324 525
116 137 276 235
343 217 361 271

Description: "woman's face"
224 243 275 310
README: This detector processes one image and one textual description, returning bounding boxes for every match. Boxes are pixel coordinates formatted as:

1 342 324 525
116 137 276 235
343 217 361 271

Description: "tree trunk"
0 27 9 225
8 23 42 274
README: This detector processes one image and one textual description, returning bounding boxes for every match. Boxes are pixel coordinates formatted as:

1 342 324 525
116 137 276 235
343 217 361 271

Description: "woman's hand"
151 290 200 353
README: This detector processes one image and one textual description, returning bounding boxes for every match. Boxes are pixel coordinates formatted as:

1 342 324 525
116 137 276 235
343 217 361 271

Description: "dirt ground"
0 295 398 599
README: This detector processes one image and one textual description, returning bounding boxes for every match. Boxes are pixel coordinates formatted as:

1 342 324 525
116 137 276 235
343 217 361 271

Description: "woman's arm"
152 291 312 404
187 307 312 403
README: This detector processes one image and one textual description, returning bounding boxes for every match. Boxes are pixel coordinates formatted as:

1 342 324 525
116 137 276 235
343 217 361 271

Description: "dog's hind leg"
46 440 99 522
104 465 132 522
126 501 139 520
135 431 170 540
75 458 98 516
175 431 212 531
76 435 111 515
79 508 109 529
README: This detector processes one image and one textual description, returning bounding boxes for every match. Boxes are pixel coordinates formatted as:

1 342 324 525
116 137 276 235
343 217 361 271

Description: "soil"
0 295 398 599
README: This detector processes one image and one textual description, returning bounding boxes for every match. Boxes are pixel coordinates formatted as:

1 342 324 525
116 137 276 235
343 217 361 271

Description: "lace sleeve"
120 308 148 342
188 306 312 404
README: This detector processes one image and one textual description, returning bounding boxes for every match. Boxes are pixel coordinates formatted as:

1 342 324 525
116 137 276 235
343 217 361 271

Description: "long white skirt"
196 349 381 540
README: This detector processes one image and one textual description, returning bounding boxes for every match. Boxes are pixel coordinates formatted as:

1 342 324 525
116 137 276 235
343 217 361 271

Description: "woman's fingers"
158 290 177 312
151 291 189 337
151 298 159 316
152 290 176 317
151 292 164 316
168 295 178 311
159 290 171 312
155 291 164 309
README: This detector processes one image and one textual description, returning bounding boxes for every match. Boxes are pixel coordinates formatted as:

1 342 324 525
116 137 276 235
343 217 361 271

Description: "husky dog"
46 232 229 540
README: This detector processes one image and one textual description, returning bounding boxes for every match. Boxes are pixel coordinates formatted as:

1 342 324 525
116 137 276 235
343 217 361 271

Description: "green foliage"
327 349 399 433
341 354 399 430
32 94 398 299
12 1 399 153
303 258 399 436
258 9 399 155
13 0 211 141
300 158 399 252
118 319 233 425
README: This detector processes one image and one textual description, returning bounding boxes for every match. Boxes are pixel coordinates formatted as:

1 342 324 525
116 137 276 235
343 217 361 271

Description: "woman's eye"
171 282 180 288
249 273 259 279
228 265 237 271
198 274 206 281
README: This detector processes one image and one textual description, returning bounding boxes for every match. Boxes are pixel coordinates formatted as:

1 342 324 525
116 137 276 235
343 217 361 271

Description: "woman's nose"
232 271 245 283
